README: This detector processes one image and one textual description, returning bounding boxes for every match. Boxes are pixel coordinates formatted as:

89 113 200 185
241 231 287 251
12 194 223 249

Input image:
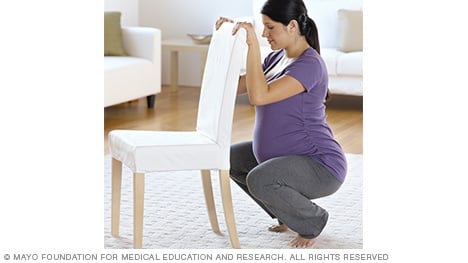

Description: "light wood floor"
104 86 363 154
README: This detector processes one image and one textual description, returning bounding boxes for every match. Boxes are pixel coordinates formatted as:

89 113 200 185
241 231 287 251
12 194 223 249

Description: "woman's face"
261 15 291 50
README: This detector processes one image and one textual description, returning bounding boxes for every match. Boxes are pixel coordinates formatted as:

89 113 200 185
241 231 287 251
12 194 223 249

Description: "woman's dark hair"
261 0 320 54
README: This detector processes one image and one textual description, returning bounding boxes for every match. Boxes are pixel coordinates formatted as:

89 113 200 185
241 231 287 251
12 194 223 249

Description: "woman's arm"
248 75 306 105
233 22 305 106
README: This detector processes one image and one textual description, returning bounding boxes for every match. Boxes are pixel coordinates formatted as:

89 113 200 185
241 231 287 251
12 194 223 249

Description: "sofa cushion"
104 12 127 56
338 9 363 52
320 48 341 76
104 56 150 72
328 76 362 96
104 56 156 106
336 52 362 76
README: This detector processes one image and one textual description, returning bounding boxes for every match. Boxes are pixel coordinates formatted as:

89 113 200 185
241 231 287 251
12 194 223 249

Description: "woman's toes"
268 224 289 232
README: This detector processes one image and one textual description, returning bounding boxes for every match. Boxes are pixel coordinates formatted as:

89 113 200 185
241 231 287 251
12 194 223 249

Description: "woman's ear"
288 20 299 33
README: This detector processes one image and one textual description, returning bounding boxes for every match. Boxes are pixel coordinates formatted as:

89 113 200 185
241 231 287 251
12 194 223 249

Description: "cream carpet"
103 154 362 249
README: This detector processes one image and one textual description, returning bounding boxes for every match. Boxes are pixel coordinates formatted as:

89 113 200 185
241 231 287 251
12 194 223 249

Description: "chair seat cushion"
109 130 229 172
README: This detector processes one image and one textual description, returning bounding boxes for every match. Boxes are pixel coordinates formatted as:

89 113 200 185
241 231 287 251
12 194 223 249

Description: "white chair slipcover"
108 23 247 249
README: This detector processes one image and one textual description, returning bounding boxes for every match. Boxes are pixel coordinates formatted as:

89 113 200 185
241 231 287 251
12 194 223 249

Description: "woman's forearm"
230 21 269 105
245 44 269 105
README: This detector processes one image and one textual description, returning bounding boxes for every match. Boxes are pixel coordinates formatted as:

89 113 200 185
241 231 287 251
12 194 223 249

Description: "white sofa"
249 0 363 96
104 27 162 108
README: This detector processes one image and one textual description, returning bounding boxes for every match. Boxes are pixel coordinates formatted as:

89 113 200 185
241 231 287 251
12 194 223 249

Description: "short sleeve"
285 50 325 93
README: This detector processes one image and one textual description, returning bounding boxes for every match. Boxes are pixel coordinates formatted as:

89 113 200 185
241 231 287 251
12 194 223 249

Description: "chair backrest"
196 23 247 150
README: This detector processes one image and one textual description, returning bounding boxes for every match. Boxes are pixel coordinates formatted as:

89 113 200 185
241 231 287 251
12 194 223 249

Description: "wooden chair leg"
219 170 240 249
201 170 220 233
133 172 145 249
111 158 122 237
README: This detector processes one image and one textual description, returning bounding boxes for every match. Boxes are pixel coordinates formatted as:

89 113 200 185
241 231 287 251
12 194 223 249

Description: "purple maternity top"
253 48 347 182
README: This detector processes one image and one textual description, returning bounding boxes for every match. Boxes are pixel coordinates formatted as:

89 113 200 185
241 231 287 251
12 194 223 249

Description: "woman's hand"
232 21 259 46
215 17 234 30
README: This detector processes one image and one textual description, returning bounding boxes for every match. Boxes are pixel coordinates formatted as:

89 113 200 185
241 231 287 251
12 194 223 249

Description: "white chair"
108 23 247 249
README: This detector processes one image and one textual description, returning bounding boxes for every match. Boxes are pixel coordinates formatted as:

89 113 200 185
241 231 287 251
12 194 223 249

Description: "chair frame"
110 161 240 248
109 24 246 249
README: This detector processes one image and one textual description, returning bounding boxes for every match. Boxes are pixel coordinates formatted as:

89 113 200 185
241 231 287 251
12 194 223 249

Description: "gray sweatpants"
230 141 342 239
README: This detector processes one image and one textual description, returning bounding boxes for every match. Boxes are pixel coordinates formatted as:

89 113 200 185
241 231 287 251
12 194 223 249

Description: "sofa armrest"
121 27 161 63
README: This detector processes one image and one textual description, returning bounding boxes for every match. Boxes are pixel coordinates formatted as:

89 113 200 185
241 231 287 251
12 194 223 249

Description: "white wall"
104 0 139 26
140 0 253 86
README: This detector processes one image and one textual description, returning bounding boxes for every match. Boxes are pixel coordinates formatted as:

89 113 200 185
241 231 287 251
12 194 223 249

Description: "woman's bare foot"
268 224 289 233
288 235 317 248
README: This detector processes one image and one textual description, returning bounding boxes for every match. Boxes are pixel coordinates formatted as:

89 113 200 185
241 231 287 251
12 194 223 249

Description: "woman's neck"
284 38 310 58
